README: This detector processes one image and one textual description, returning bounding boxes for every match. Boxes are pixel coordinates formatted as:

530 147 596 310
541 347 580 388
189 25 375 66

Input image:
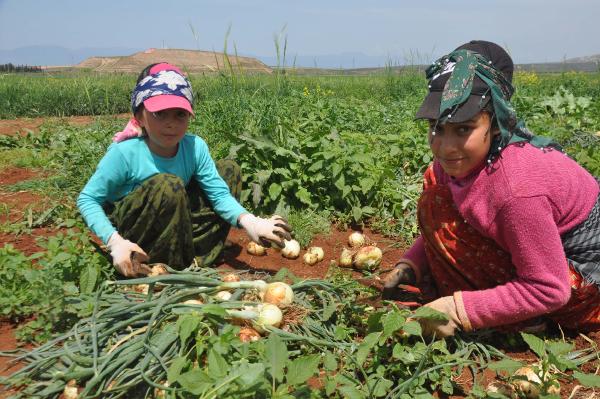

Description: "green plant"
0 230 111 342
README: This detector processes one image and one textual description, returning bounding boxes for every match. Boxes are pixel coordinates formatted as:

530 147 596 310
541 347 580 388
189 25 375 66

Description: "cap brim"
143 95 194 115
415 92 490 123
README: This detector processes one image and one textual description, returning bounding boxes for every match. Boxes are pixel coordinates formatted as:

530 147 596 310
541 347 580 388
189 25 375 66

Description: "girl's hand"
239 214 292 248
107 232 150 277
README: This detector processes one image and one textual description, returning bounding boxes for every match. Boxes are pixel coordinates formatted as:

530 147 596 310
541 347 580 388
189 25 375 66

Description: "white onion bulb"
348 232 366 248
303 252 319 266
246 241 267 256
214 291 232 301
149 264 168 276
353 246 383 270
513 367 541 399
261 282 294 306
307 246 324 262
281 239 301 259
183 299 203 305
63 380 78 399
254 303 283 332
339 248 354 268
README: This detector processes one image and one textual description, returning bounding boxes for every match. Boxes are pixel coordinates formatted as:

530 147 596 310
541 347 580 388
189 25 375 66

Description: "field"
0 69 600 398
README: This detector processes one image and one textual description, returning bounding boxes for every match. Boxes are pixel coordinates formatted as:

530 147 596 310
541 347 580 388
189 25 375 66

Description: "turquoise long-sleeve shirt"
77 134 247 244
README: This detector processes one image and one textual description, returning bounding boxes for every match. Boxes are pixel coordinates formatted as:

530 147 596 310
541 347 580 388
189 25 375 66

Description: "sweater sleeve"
193 139 248 226
401 236 430 283
461 196 572 329
76 148 128 244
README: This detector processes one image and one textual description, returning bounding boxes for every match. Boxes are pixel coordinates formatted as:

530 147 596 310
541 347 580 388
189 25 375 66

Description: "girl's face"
428 112 498 178
136 108 191 157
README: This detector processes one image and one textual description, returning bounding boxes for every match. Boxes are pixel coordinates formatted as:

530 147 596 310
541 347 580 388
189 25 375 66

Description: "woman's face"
136 108 191 157
428 112 497 178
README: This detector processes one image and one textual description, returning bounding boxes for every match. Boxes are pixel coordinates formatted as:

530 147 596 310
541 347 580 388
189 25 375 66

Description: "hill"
73 48 272 74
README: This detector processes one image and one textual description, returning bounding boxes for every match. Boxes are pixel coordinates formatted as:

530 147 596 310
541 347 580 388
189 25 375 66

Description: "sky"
1 0 599 66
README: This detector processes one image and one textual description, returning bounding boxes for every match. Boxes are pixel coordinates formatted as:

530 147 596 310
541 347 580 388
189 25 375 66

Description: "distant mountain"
0 46 142 66
565 54 600 64
0 46 411 68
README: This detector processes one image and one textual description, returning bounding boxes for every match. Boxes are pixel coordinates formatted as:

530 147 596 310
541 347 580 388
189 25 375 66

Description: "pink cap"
142 62 194 115
144 95 194 115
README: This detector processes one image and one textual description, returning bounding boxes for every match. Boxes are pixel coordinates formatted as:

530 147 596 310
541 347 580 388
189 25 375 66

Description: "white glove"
419 296 464 338
238 214 292 248
106 232 150 277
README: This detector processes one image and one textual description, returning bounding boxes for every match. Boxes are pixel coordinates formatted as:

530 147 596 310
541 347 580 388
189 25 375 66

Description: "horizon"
1 0 600 68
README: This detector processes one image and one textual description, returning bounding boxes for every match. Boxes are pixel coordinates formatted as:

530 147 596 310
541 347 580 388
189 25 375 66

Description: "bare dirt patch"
0 227 57 254
0 191 47 224
0 114 129 136
0 167 45 186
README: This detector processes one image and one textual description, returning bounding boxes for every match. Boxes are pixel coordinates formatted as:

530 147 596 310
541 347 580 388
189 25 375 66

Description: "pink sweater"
404 143 599 329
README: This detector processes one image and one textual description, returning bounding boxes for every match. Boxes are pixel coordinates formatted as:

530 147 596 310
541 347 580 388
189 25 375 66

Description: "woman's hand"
418 296 463 338
238 214 292 248
107 232 150 277
382 261 417 299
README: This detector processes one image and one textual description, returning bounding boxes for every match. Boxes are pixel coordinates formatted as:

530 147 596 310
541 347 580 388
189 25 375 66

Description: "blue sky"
1 0 599 66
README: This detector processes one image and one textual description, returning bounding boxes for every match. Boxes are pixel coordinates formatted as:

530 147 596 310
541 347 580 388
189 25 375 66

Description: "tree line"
0 63 43 73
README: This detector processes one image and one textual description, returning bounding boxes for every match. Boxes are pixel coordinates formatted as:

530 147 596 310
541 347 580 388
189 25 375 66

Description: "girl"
77 62 291 276
382 40 600 337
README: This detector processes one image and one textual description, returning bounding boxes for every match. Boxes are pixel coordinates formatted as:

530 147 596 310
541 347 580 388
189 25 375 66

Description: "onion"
353 246 383 270
149 264 168 276
133 284 149 295
348 231 366 248
222 273 240 283
513 367 541 399
281 239 301 259
339 248 354 268
238 327 261 342
214 291 232 301
254 303 283 332
63 379 78 399
153 381 170 398
246 241 266 256
261 282 294 306
307 246 324 262
486 382 515 398
183 299 203 305
303 252 319 266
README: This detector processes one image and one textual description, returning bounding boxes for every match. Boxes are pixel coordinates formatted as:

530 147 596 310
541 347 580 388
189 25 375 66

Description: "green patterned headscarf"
427 49 562 163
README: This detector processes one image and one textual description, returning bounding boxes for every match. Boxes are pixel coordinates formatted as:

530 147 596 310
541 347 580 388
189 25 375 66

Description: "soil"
1 116 599 399
0 114 130 136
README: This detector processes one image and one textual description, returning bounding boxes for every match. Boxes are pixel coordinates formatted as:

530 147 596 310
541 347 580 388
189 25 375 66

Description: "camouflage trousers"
108 160 242 269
